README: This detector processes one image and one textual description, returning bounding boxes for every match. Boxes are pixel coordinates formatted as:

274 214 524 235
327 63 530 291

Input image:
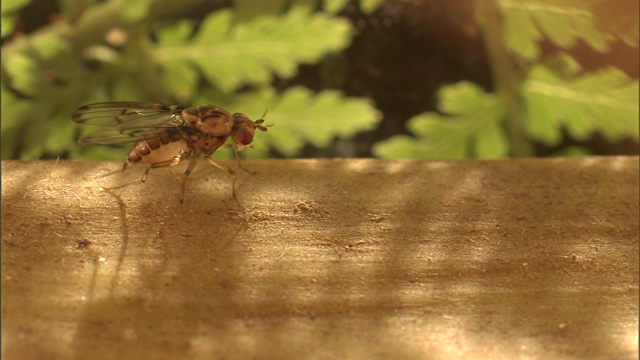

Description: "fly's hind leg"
103 157 183 192
94 160 131 181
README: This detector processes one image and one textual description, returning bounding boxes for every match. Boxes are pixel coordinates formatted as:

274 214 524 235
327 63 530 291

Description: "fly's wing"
72 102 196 146
75 126 198 145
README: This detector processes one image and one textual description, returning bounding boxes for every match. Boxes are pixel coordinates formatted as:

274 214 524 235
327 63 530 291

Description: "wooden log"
2 157 638 359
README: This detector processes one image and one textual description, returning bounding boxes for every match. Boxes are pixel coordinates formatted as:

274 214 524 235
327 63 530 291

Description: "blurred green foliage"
1 0 637 161
1 0 31 38
374 0 639 158
374 82 508 158
1 0 382 160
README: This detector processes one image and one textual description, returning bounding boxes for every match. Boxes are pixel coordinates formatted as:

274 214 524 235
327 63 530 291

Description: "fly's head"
231 112 269 147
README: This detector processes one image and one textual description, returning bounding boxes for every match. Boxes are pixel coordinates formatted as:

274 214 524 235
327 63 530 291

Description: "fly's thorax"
187 132 228 156
128 130 190 164
182 106 233 136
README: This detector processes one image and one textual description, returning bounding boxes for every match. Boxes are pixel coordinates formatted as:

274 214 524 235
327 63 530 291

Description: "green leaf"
439 81 493 115
14 99 56 159
111 76 148 101
154 7 352 93
119 0 153 22
324 0 384 14
2 52 41 96
475 119 509 157
235 0 292 20
374 82 508 159
1 0 31 13
30 30 71 60
406 114 469 158
552 145 593 157
44 113 77 155
1 83 34 159
1 0 31 37
80 45 120 65
523 56 640 145
1 15 16 39
207 86 381 158
372 136 434 159
72 145 128 162
499 0 612 60
155 20 194 46
161 61 199 102
360 0 385 14
324 0 350 13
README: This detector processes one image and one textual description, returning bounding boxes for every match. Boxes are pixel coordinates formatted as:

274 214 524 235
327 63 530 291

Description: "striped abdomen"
127 130 189 164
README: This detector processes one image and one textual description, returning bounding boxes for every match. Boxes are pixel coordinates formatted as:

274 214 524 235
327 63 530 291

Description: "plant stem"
475 0 534 157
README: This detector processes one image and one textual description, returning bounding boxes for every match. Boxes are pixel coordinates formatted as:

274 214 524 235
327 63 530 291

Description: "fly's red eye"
236 128 254 145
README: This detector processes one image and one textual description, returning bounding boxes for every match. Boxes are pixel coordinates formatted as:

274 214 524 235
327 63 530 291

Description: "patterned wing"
72 102 195 145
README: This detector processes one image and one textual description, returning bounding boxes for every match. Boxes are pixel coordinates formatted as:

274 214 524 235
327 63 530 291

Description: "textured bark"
2 158 638 359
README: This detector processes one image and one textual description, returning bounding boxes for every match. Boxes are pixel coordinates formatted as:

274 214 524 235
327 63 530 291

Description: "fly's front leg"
220 143 255 174
180 158 197 204
204 155 240 203
234 145 257 174
204 156 235 175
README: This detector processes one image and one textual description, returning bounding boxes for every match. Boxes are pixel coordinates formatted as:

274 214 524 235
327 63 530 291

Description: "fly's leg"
95 161 131 180
103 157 183 191
180 158 197 204
204 155 240 203
219 143 255 174
204 155 235 175
233 145 256 174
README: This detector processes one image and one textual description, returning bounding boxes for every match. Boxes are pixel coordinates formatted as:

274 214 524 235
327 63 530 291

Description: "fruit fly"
72 102 268 203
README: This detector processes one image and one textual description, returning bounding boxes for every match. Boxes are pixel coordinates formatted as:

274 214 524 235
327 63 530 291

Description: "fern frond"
154 7 351 93
374 82 508 159
200 86 381 158
523 57 639 144
499 0 612 60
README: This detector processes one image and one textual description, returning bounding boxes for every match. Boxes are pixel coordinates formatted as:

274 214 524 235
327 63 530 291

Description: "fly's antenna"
259 107 268 121
254 107 271 132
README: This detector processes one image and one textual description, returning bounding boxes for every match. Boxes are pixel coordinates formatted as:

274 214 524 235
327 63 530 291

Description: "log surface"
2 157 638 359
